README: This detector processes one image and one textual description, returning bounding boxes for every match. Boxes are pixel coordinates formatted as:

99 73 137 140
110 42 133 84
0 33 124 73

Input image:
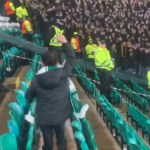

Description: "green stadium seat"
20 81 29 92
74 131 89 150
9 102 24 117
9 109 23 132
26 69 34 83
129 143 142 150
119 122 137 149
81 118 98 150
107 108 123 138
26 124 35 150
71 120 82 131
0 132 17 150
110 89 122 106
70 94 83 113
7 119 20 143
16 90 28 113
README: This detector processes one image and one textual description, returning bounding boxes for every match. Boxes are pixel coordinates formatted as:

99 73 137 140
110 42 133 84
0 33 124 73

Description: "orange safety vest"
22 19 32 34
71 37 81 53
5 1 15 15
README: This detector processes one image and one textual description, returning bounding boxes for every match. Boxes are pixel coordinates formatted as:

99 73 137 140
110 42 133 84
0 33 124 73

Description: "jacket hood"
35 65 64 89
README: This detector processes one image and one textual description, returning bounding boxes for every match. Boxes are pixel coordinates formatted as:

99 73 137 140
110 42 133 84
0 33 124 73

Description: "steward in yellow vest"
4 0 16 22
94 41 115 99
16 4 28 21
85 39 97 59
147 70 150 88
22 18 33 35
94 42 114 71
49 25 64 47
47 20 65 63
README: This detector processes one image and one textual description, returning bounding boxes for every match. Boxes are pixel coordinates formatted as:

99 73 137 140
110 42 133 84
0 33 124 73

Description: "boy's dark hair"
42 50 59 66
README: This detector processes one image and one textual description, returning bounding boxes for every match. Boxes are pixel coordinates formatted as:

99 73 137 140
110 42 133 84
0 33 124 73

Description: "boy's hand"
57 35 68 44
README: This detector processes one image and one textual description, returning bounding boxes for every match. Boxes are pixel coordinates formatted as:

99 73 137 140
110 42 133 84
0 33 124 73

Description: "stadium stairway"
0 65 30 134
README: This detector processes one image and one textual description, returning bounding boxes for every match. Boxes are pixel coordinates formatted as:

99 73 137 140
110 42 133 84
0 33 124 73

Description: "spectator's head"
73 32 78 37
88 38 93 44
101 40 106 48
42 50 59 66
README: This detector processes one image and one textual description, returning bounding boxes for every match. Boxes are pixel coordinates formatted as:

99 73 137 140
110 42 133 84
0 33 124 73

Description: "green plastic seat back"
16 90 25 96
16 93 28 113
82 119 94 139
119 123 131 144
26 124 35 150
7 119 20 142
129 143 142 150
74 131 86 143
9 102 23 117
81 119 98 150
70 93 83 113
0 132 17 150
20 81 28 92
71 120 82 131
29 101 36 115
9 110 23 130
74 131 89 150
81 142 89 150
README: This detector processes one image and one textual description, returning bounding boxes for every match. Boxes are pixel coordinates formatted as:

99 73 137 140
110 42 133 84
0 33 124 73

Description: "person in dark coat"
25 35 76 150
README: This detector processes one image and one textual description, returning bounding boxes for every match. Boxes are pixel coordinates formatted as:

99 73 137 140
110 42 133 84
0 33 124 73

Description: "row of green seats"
26 53 42 83
74 66 150 150
0 93 26 149
19 81 36 150
111 80 150 142
31 54 42 73
110 88 122 107
97 95 150 150
126 102 150 144
74 65 100 99
0 80 35 150
130 80 150 99
70 89 91 150
33 34 44 46
25 53 42 83
2 47 23 74
25 68 34 83
113 78 149 113
70 84 98 150
0 64 5 82
0 28 21 35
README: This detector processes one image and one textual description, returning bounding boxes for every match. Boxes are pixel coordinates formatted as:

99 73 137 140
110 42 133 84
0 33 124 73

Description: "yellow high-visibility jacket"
94 47 114 71
16 6 28 19
85 44 97 59
49 26 64 47
22 19 32 34
147 70 150 88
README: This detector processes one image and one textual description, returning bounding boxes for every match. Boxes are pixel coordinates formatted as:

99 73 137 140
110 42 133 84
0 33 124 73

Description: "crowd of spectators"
1 0 150 75
24 0 150 72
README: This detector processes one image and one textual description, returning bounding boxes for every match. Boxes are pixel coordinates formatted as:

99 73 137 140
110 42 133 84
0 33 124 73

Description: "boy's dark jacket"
25 43 76 125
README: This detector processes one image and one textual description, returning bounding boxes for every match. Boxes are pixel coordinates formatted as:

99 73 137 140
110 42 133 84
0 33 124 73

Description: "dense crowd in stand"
1 0 150 75
24 0 150 74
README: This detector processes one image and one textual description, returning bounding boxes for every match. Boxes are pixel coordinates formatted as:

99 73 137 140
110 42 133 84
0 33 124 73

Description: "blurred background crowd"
1 0 150 76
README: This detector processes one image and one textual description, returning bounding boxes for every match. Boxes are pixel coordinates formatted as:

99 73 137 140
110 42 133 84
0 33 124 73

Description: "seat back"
0 132 17 150
7 119 20 142
129 143 142 150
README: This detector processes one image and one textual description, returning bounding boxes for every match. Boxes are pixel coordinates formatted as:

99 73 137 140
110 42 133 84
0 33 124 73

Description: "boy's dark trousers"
98 69 112 100
40 122 67 150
